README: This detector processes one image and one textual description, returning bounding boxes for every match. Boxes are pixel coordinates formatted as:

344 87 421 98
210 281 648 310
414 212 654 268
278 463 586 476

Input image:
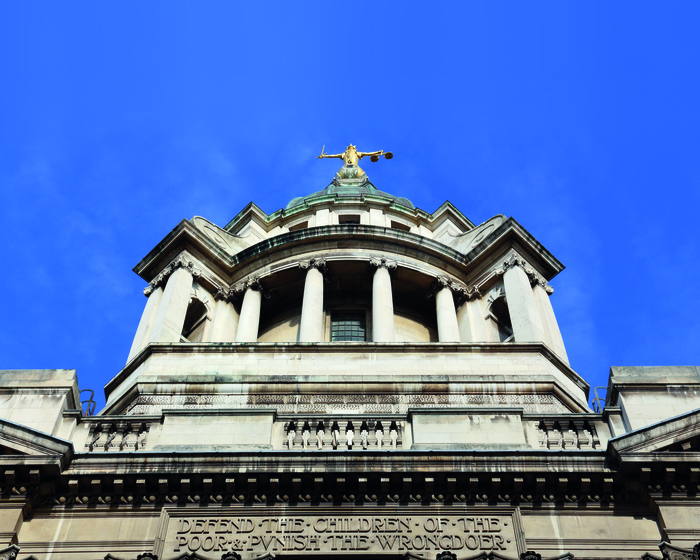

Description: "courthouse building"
1 147 699 560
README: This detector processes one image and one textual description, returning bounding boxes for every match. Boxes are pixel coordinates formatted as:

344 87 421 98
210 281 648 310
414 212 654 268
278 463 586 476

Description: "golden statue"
317 144 393 181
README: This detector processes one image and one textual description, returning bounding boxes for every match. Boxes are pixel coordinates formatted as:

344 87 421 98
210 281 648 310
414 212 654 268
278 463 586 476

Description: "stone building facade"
1 159 699 560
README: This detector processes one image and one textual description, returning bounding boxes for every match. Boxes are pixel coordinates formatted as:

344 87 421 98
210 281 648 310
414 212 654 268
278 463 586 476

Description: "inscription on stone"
167 515 517 555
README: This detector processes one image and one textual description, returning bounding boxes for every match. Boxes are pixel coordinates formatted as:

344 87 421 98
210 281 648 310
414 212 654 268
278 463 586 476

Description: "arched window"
181 298 209 342
489 296 514 343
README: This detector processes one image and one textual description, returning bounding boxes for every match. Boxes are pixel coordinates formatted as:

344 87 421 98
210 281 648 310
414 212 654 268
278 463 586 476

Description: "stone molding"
369 255 398 271
498 253 553 295
144 255 203 296
36 469 647 509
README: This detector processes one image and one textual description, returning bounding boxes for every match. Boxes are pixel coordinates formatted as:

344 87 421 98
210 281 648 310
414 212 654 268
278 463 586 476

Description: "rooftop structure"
0 151 699 560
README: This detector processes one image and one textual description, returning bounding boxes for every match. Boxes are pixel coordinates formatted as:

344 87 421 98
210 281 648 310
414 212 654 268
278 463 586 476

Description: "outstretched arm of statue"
316 146 344 159
357 150 384 158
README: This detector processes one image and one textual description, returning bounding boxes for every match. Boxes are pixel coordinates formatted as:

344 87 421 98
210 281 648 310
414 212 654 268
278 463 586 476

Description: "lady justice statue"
317 144 393 182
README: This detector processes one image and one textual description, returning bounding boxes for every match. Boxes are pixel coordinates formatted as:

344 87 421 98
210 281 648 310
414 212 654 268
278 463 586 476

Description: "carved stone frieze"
498 253 554 295
124 392 568 415
144 255 203 296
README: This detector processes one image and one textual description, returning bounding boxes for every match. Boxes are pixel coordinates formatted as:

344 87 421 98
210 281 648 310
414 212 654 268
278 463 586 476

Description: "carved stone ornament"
428 275 480 304
299 257 328 272
214 286 236 303
0 545 20 560
144 255 202 296
658 541 700 560
232 275 269 298
520 552 542 560
221 553 242 560
498 253 553 294
436 552 457 560
369 255 398 271
135 554 158 560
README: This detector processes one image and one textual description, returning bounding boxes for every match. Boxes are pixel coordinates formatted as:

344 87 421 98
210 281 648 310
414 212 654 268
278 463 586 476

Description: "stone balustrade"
84 420 151 452
534 418 601 450
283 418 403 450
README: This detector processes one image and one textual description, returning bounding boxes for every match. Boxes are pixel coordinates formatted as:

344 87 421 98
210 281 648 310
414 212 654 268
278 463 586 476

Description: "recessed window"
330 313 366 342
181 299 208 342
339 215 361 224
289 221 308 232
391 220 411 232
490 297 514 343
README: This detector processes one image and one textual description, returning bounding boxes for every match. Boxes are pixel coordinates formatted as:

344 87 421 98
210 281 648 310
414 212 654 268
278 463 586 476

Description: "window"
181 299 208 342
490 297 514 343
390 220 411 232
339 215 361 224
330 313 367 341
289 221 308 232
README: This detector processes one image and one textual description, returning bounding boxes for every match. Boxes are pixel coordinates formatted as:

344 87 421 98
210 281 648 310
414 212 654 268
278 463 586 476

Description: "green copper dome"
286 181 415 210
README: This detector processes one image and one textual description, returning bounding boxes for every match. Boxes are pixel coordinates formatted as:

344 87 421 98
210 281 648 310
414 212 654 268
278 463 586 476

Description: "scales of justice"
317 144 393 184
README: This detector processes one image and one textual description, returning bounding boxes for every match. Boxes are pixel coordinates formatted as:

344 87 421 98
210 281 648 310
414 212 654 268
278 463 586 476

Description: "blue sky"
1 3 698 409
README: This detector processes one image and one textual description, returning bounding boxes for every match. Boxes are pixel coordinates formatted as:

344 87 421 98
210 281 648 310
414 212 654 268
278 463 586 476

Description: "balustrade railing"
283 418 403 450
85 420 151 452
534 418 600 450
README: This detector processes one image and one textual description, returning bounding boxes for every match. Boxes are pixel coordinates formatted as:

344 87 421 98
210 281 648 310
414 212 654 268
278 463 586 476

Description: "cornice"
102 342 589 408
132 219 563 290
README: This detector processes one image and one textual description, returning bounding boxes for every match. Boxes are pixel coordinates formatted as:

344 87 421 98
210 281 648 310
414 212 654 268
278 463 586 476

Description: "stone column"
148 260 196 344
298 259 326 342
457 294 487 343
533 283 569 363
208 289 240 343
434 277 461 343
235 279 263 342
501 255 546 343
127 286 163 362
370 257 397 342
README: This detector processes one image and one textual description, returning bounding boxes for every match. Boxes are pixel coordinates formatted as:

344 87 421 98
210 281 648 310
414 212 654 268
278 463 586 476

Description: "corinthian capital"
144 254 202 296
299 257 327 272
498 253 553 294
369 256 398 271
427 275 480 304
232 275 269 298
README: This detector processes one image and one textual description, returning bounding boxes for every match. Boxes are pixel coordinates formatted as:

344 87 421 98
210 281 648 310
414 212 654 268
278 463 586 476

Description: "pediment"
0 418 73 458
610 408 700 454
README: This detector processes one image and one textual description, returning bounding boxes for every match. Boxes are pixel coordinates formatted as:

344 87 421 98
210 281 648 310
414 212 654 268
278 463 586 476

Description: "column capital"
499 253 553 294
144 254 202 296
214 286 237 303
299 257 327 272
428 276 481 304
369 256 398 271
232 275 269 298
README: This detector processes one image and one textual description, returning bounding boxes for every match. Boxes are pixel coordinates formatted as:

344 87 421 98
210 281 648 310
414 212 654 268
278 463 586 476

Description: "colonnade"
127 252 567 364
